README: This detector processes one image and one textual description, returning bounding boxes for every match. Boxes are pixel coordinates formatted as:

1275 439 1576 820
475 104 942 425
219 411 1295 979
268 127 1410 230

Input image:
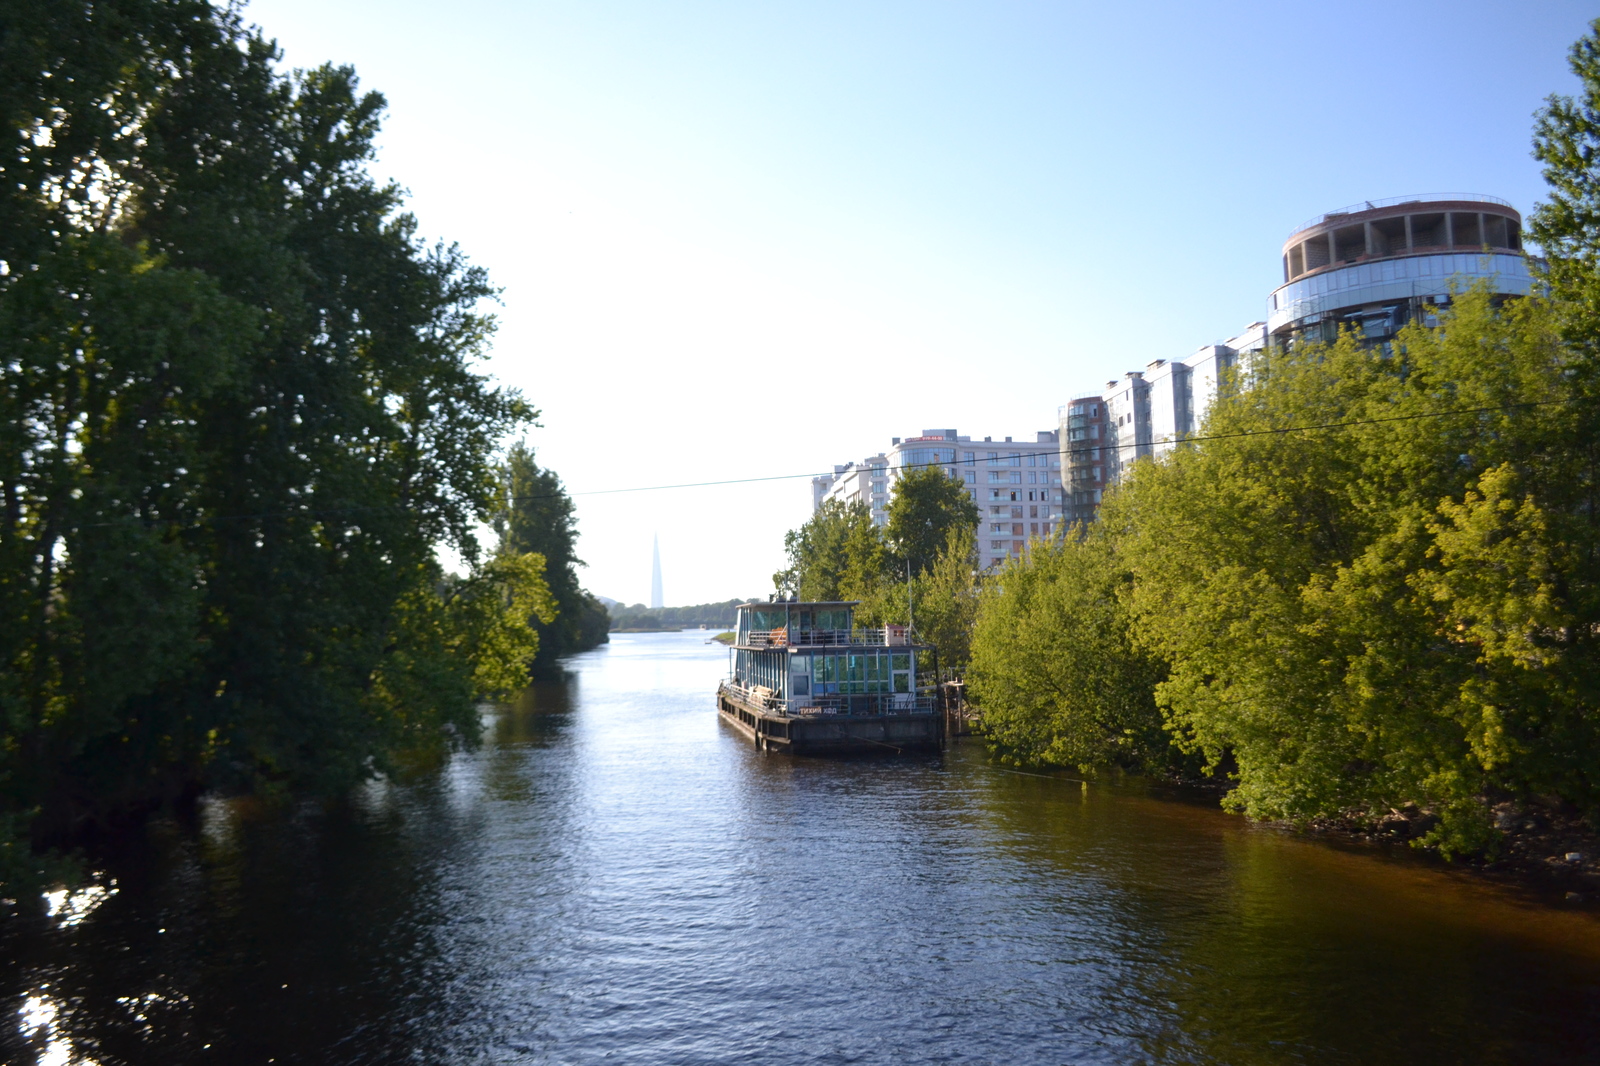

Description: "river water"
4 631 1600 1064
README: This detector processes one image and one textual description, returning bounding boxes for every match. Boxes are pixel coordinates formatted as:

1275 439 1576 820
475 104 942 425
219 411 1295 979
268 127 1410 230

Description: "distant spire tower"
650 534 664 610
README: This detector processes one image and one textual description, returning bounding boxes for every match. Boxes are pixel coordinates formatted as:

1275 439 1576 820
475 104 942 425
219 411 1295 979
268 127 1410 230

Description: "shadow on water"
2 632 1599 1065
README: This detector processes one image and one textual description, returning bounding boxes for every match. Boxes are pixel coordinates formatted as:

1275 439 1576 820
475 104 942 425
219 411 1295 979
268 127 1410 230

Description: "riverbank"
1017 757 1600 908
1297 799 1600 907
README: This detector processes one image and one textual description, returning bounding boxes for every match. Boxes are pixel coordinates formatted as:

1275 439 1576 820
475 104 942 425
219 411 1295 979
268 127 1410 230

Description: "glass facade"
1268 252 1531 336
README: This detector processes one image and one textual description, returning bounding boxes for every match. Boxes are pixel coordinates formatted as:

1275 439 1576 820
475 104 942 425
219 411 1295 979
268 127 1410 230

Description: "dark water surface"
5 632 1600 1064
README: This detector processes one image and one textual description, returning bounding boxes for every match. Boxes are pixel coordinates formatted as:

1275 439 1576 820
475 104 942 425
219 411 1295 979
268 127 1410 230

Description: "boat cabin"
727 600 926 715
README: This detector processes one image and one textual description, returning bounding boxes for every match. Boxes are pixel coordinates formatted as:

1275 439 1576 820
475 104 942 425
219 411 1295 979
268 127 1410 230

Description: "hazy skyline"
248 0 1594 604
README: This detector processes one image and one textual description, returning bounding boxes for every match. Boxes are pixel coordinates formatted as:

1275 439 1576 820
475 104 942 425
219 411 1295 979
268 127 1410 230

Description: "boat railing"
741 626 917 648
720 680 936 718
788 695 937 717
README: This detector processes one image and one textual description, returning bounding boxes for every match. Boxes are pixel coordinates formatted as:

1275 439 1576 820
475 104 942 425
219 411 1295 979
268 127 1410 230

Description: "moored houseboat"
716 599 943 754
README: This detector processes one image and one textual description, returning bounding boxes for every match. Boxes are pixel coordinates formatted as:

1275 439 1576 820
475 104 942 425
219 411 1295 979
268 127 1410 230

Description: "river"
4 631 1600 1064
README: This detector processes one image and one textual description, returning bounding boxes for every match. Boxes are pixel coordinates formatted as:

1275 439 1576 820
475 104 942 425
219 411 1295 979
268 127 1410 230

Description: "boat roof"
735 600 861 609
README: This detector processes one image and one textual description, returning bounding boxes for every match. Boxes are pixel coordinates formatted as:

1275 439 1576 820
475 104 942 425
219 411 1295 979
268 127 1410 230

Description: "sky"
246 0 1595 606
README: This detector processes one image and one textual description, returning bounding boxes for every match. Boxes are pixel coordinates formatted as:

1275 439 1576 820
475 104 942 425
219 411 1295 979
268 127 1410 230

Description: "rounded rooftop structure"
1267 193 1534 347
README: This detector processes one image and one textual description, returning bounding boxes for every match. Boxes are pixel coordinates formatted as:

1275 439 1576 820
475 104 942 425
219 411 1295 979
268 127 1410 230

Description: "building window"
1009 453 1021 466
1009 472 1022 484
987 452 998 465
990 539 1005 549
963 451 975 462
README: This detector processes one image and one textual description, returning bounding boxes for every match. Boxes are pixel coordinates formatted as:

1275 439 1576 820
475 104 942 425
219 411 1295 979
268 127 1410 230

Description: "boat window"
752 609 789 630
815 609 851 630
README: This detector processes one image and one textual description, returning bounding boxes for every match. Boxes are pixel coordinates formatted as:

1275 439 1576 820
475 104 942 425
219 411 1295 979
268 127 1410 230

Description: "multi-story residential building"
1059 394 1109 526
817 428 1063 571
1270 194 1532 349
1061 193 1533 525
812 452 891 523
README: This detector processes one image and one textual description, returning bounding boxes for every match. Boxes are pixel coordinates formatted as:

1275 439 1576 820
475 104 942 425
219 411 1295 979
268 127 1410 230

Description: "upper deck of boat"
731 600 929 652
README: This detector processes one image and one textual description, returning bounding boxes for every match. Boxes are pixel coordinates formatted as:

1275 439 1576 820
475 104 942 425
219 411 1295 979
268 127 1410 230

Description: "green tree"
906 525 982 672
368 551 555 768
0 0 538 885
1117 289 1599 853
1531 17 1600 351
885 465 981 578
773 498 887 601
494 443 610 674
969 522 1167 771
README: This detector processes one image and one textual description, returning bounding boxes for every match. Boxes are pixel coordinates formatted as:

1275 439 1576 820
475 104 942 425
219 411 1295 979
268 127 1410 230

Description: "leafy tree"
1531 17 1600 350
969 522 1167 771
906 525 982 671
494 443 610 673
776 475 982 668
773 498 886 601
0 0 538 884
886 465 981 578
1117 288 1599 853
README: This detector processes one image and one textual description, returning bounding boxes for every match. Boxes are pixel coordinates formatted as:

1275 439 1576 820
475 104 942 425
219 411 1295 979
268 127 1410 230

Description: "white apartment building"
815 428 1063 571
811 452 891 520
1067 322 1266 511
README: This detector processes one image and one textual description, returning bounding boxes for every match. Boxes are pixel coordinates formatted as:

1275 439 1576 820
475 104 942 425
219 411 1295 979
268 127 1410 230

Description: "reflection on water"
3 631 1599 1064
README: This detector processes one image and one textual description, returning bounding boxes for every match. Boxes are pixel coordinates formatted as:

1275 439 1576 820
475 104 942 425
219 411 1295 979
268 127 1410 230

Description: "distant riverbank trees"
608 600 758 631
970 23 1600 856
1 1 556 893
494 445 611 672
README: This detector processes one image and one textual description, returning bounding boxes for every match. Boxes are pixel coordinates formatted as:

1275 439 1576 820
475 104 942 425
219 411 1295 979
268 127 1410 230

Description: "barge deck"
717 681 943 754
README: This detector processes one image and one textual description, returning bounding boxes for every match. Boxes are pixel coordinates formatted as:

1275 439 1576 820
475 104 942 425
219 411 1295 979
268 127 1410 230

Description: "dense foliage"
774 466 980 669
969 526 1169 772
1 0 548 889
494 444 610 672
971 22 1600 854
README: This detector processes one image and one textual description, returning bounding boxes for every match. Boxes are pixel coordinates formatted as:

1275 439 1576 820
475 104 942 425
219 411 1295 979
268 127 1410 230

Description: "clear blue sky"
248 0 1595 605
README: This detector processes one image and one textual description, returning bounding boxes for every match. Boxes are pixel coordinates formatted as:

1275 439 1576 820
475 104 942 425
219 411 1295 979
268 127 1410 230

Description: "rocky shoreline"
1138 770 1600 908
1299 799 1600 908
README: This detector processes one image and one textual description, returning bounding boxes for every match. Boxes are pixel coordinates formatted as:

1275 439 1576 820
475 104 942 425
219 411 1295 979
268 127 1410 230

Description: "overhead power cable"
59 395 1582 527
543 396 1574 500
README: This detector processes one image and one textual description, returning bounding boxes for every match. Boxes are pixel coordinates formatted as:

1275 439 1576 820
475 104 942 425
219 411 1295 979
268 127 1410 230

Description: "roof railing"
1288 194 1515 240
